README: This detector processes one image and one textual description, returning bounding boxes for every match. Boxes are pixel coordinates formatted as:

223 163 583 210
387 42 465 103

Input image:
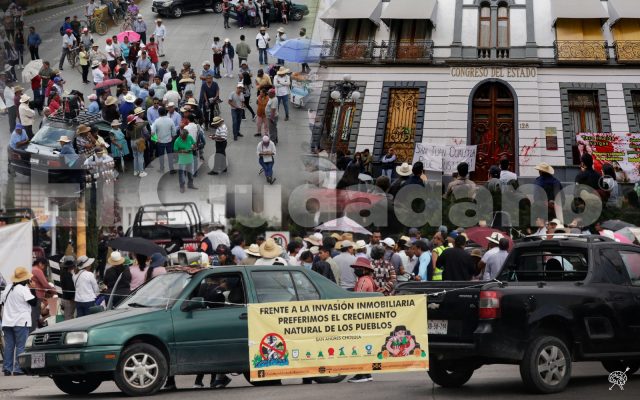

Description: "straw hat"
309 246 319 255
277 27 285 33
245 244 261 257
105 96 117 106
341 233 354 242
304 234 322 246
224 38 230 43
156 18 163 22
211 116 224 126
277 68 290 75
76 255 95 270
123 92 136 103
396 162 412 177
470 248 484 259
187 98 198 106
330 233 342 241
111 119 122 127
58 135 72 143
76 124 91 135
259 238 282 259
179 77 194 84
19 94 30 103
350 257 373 271
535 162 554 175
355 240 367 250
133 107 145 116
339 240 354 250
10 267 33 283
91 60 100 68
108 251 125 266
486 232 504 245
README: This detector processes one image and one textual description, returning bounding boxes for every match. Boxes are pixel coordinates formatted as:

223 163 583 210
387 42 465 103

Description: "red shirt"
146 42 159 63
31 75 42 90
354 275 378 292
31 267 54 300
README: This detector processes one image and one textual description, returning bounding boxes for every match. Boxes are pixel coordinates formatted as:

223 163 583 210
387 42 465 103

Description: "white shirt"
399 250 417 273
3 86 15 109
480 246 499 265
1 284 35 328
19 103 35 126
483 250 509 280
86 2 99 16
256 32 270 49
185 122 199 143
163 90 180 106
73 270 99 303
105 44 115 61
206 229 230 250
274 74 290 97
500 170 518 187
92 68 104 84
154 24 166 38
62 34 76 49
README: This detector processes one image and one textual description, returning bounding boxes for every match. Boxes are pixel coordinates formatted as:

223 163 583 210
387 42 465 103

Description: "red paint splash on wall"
520 137 539 165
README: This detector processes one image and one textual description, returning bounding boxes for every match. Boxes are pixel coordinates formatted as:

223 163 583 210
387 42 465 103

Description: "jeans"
381 169 393 179
258 48 268 65
29 45 39 60
138 31 147 44
259 156 274 178
277 94 289 118
256 115 268 135
131 140 145 173
156 142 175 171
243 96 255 118
269 116 278 143
238 12 245 28
8 106 17 132
178 163 194 188
2 326 29 374
75 301 94 317
81 64 89 82
59 47 70 69
223 14 230 28
231 108 243 139
213 64 221 77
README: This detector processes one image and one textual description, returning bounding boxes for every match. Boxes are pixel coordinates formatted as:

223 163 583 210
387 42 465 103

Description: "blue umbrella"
268 38 321 63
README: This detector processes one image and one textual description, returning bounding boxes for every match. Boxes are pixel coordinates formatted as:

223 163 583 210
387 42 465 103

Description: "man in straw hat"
389 162 412 197
334 239 357 290
256 26 271 65
229 82 245 141
254 238 285 265
151 106 177 174
208 116 229 175
276 27 287 65
153 18 166 57
1 267 37 375
274 67 291 121
104 251 131 307
533 162 563 216
18 94 35 138
73 255 99 317
242 243 262 265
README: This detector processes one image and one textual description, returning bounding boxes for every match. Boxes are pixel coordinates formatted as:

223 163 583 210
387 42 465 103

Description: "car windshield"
30 124 75 149
117 273 192 308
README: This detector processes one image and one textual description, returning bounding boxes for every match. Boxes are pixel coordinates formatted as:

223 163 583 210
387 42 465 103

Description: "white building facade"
312 0 640 179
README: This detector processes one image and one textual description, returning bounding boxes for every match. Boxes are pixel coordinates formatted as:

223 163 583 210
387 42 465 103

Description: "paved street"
0 363 637 399
4 0 320 224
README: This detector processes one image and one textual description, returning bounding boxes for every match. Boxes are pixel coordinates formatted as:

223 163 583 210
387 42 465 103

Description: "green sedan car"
18 266 376 396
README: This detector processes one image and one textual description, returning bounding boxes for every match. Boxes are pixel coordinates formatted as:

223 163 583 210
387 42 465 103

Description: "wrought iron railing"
380 40 434 62
614 41 640 63
320 39 376 62
554 40 608 63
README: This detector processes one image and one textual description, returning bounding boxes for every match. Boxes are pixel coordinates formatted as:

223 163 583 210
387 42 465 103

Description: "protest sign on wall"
247 295 428 381
576 133 640 182
412 143 477 174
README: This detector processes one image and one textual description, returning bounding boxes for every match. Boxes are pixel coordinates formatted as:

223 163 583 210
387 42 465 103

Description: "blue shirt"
119 102 135 124
27 32 42 47
168 111 181 129
417 252 432 281
87 101 100 114
138 88 149 104
9 129 28 150
147 106 160 124
201 68 216 79
60 142 78 167
130 84 141 98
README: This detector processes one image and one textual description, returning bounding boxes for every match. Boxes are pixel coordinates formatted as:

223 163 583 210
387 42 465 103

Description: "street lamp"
329 74 361 159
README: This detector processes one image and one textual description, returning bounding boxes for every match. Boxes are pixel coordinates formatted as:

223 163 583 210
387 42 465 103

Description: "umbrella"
617 227 640 243
108 237 167 257
463 226 512 249
116 30 141 43
315 216 372 235
95 79 124 90
614 233 634 244
22 59 43 82
305 188 385 213
601 219 636 231
268 38 321 63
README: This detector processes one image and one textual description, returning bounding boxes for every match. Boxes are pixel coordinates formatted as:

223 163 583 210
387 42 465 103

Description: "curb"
24 0 73 16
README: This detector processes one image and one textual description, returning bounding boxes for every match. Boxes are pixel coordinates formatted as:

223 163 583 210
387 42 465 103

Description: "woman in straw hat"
104 251 131 307
1 267 37 375
208 116 229 175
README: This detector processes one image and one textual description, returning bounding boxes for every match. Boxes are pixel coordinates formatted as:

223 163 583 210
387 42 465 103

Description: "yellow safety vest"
432 245 447 281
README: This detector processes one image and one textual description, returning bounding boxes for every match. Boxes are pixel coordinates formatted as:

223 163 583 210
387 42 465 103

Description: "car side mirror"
182 297 206 312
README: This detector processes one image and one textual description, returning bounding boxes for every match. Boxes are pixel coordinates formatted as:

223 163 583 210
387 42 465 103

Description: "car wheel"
213 1 223 13
520 335 571 394
312 375 347 384
602 360 640 375
52 376 102 395
427 360 475 388
114 343 168 397
243 371 282 386
291 10 304 21
172 7 183 18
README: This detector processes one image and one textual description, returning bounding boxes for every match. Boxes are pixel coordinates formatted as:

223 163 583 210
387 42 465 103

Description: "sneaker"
238 133 244 137
252 115 257 121
139 171 148 177
188 185 198 190
254 133 261 137
207 171 219 175
213 375 232 388
180 187 185 193
169 170 177 175
192 383 204 388
133 171 139 176
348 375 371 383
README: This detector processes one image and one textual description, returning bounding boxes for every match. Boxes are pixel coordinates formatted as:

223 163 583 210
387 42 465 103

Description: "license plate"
428 320 448 335
31 353 45 369
29 158 39 165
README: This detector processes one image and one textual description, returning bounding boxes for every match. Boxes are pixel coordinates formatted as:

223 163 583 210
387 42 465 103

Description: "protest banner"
247 295 428 381
576 132 640 182
0 222 33 280
412 143 477 174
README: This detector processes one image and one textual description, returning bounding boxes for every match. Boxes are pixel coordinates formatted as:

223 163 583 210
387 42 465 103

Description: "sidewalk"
0 374 39 391
23 0 73 16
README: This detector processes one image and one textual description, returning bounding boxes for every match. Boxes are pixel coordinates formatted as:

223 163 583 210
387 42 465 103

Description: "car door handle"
239 313 248 320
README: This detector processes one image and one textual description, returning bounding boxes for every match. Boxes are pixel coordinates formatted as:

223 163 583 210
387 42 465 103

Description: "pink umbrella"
614 233 633 244
315 216 372 235
116 31 141 43
95 79 124 89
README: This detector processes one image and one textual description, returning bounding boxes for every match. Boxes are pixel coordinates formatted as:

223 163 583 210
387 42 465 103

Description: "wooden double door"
471 82 516 180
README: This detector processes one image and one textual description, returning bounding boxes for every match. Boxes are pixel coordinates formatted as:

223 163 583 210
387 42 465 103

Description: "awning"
320 0 383 27
550 0 609 26
608 0 640 26
381 0 437 26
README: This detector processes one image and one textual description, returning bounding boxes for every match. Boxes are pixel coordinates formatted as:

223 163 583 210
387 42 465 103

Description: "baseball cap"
382 238 395 248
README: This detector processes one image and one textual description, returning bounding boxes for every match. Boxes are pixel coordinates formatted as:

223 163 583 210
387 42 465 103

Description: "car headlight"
64 332 88 345
25 335 34 348
161 0 173 6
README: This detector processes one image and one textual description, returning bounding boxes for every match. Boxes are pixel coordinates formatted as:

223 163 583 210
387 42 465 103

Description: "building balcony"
614 41 640 63
554 40 608 63
320 40 376 64
380 40 434 63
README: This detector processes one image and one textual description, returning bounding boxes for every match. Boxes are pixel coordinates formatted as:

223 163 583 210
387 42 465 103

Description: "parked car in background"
152 0 223 18
228 0 309 22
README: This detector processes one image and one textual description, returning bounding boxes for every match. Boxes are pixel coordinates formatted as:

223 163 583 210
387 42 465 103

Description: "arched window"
497 5 509 48
478 4 491 48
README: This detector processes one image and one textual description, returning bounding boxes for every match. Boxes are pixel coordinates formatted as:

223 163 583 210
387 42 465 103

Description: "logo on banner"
253 333 289 368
